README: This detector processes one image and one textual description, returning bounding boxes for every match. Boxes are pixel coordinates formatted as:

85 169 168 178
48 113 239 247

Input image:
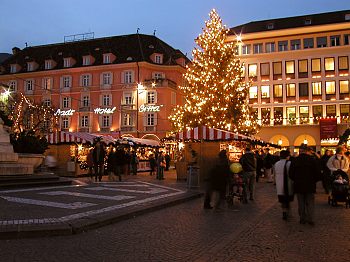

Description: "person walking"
165 153 171 171
274 150 294 220
239 146 257 202
263 148 274 183
130 151 139 176
157 151 166 180
106 144 116 181
289 145 322 225
114 147 125 181
149 154 156 176
86 148 94 180
92 139 106 182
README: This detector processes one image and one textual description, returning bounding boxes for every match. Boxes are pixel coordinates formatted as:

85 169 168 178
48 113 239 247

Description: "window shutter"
100 73 103 86
154 113 158 125
80 75 83 87
121 72 125 84
154 92 158 103
131 71 135 83
110 72 113 84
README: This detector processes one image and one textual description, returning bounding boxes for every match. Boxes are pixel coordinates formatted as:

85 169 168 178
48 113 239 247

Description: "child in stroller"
328 170 350 207
226 172 245 206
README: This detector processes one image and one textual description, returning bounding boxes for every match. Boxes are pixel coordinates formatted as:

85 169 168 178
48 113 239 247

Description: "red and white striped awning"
175 126 250 141
46 131 115 145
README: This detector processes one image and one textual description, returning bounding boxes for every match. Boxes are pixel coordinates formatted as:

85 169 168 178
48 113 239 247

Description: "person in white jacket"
327 146 349 184
274 150 294 220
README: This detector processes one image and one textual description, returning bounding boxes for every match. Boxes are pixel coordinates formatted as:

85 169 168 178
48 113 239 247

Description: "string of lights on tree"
169 9 259 136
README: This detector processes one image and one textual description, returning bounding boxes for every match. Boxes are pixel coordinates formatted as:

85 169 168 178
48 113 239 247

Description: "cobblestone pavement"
1 177 349 262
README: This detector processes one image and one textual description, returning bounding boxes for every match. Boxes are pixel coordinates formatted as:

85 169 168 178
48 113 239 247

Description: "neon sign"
139 104 163 112
94 107 116 114
54 109 75 116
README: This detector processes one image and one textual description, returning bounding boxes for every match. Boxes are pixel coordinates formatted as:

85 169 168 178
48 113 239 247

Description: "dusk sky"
1 0 350 57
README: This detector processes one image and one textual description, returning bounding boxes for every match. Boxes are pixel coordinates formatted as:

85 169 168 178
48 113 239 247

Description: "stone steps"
0 174 72 189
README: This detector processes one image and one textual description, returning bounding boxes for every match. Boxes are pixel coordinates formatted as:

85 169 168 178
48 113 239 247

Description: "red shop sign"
320 118 337 139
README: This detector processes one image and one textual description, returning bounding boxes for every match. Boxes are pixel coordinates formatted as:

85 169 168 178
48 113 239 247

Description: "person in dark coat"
165 153 171 171
320 149 332 193
149 154 156 176
239 147 257 202
106 144 116 181
263 148 274 183
92 140 106 182
114 147 125 181
289 145 322 225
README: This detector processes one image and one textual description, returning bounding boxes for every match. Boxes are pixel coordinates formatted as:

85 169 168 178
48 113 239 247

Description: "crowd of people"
203 144 350 226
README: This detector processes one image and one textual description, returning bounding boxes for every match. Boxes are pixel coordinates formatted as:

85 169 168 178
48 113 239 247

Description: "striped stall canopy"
175 126 250 141
45 131 115 145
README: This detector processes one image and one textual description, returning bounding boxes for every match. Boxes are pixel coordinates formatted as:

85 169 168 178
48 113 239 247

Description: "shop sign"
94 107 116 114
139 104 163 112
320 118 337 139
54 109 75 116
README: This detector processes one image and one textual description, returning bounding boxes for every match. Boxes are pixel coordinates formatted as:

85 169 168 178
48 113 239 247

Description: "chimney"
12 47 21 55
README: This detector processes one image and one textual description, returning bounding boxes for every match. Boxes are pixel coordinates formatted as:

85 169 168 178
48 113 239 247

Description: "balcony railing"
143 78 178 89
120 126 136 132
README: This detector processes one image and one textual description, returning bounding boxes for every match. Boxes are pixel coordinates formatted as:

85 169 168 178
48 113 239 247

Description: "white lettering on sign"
94 107 117 114
139 104 163 112
54 109 75 116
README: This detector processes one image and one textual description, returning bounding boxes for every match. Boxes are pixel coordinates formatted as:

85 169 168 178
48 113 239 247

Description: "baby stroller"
328 170 350 208
226 172 245 206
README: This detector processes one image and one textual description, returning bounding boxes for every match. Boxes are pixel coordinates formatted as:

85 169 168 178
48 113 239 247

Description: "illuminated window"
339 56 349 70
147 91 156 104
290 39 301 50
265 42 275 53
311 58 321 72
299 83 309 97
299 106 309 124
81 116 89 127
62 117 69 129
325 81 336 94
261 108 271 125
313 105 323 124
274 107 283 125
253 43 263 54
326 105 336 117
124 93 133 104
273 84 283 97
248 64 257 78
260 63 270 76
43 78 52 90
285 61 295 74
273 62 282 78
286 107 296 124
303 38 314 49
324 57 335 71
278 41 288 51
261 85 270 98
146 113 155 126
317 37 327 48
242 44 251 55
330 35 340 46
298 59 308 73
340 104 350 122
286 83 296 97
312 82 322 95
102 115 110 127
249 86 258 99
340 80 349 94
123 113 132 126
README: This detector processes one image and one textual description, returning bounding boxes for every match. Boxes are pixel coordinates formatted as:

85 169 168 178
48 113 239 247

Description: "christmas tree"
169 9 259 135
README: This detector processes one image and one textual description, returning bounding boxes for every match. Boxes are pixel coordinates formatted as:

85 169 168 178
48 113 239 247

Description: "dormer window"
103 54 111 64
10 64 17 73
345 14 350 21
45 60 52 70
82 56 90 66
155 54 162 64
267 23 274 30
64 58 71 68
27 62 34 72
304 19 312 25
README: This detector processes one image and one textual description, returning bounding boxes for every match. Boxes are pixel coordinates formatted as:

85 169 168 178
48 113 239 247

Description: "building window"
102 116 110 127
326 105 336 117
303 38 314 49
316 37 327 48
45 60 52 70
249 86 258 99
248 64 257 78
290 39 301 50
124 71 133 84
82 96 90 107
82 75 90 87
155 55 162 64
63 97 69 108
123 113 132 126
253 43 263 54
285 61 295 74
103 95 110 106
261 108 271 126
153 73 163 80
344 34 350 45
304 19 312 25
273 62 282 79
312 82 322 95
102 73 111 85
299 106 309 124
8 80 17 92
43 78 52 90
25 80 33 91
286 107 296 125
260 63 270 77
313 105 323 124
10 64 17 73
43 99 51 107
265 42 275 53
330 35 340 46
62 118 69 129
274 107 283 125
339 56 349 70
27 62 33 72
324 57 335 71
146 113 155 126
242 45 251 55
298 59 308 78
286 83 296 97
340 104 350 123
325 81 336 95
261 85 270 98
124 93 133 104
82 56 90 66
63 58 71 68
103 54 111 64
267 23 274 30
273 84 283 98
278 41 288 51
81 116 89 127
299 83 309 97
340 80 349 94
63 76 71 88
311 58 321 72
147 91 156 104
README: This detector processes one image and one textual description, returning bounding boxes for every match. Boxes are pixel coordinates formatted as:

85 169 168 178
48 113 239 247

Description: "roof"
229 9 350 35
0 53 11 63
0 34 189 75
